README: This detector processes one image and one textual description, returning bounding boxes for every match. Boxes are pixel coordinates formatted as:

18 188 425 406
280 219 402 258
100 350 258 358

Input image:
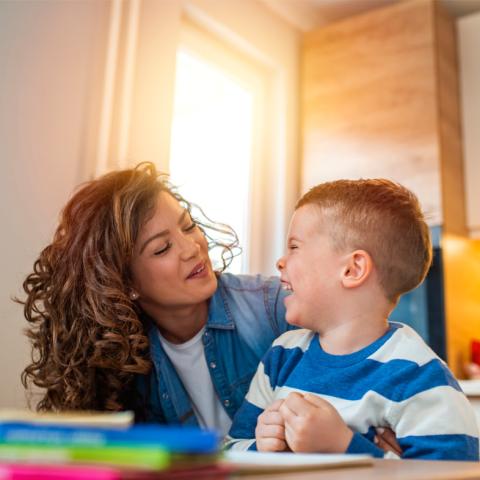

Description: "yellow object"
0 410 134 428
443 234 480 377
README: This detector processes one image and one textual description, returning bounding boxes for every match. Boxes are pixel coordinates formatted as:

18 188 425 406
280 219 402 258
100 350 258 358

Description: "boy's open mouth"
281 281 293 292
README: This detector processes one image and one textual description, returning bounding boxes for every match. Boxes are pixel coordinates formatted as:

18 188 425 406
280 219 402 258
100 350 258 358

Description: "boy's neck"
318 312 390 355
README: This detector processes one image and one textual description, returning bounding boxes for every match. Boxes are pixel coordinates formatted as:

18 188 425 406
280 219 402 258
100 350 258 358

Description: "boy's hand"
255 399 289 452
279 392 353 453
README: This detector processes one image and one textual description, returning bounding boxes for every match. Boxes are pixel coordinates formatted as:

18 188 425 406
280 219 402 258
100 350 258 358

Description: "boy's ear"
341 250 373 289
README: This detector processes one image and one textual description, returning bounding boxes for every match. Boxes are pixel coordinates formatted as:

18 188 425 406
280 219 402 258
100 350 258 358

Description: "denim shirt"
135 273 290 426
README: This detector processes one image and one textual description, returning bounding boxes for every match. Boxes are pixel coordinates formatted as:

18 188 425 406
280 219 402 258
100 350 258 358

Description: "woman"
20 162 289 437
19 162 399 453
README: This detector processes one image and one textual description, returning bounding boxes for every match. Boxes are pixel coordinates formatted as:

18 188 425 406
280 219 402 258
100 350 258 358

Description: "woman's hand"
374 427 402 456
255 399 289 452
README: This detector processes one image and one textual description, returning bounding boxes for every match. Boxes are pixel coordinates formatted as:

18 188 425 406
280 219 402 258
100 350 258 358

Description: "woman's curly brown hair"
19 162 239 412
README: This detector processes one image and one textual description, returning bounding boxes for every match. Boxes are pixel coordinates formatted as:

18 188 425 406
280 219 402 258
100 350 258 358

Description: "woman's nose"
180 235 200 261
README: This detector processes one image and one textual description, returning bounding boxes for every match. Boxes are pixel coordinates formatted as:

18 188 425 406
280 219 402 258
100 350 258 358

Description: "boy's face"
277 204 346 330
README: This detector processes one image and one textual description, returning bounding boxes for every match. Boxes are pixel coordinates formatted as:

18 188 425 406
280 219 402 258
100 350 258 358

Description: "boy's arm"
277 390 477 460
348 362 479 460
378 361 479 461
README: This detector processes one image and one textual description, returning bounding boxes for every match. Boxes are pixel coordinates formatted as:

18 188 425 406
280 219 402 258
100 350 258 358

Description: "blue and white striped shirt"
226 322 479 460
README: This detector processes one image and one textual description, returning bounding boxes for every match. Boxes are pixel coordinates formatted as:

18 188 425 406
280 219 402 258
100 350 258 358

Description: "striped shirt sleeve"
387 361 478 459
224 330 312 451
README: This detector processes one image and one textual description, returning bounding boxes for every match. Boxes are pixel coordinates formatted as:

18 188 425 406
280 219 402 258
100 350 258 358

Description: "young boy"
226 179 479 460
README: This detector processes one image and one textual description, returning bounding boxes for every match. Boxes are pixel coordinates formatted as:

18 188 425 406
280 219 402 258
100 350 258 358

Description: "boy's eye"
154 242 172 255
288 244 298 250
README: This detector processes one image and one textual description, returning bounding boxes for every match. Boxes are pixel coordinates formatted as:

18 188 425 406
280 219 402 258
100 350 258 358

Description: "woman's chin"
185 270 217 303
205 271 219 296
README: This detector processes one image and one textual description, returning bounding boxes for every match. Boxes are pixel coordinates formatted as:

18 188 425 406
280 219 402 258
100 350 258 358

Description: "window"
169 21 267 273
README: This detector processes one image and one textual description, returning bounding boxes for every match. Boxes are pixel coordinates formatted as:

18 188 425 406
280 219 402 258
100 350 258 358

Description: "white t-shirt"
158 327 232 437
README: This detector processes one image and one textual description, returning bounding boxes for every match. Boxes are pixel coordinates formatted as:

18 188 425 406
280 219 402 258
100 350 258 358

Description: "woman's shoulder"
211 273 284 328
210 273 288 337
217 272 280 292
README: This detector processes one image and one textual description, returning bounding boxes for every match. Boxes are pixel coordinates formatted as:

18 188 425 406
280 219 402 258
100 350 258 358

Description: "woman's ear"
341 250 373 289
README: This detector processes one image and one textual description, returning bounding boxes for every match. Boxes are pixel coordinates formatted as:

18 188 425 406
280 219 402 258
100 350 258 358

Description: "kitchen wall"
459 11 480 238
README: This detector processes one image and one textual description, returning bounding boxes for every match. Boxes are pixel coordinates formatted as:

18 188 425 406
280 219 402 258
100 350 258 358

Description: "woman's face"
130 191 217 317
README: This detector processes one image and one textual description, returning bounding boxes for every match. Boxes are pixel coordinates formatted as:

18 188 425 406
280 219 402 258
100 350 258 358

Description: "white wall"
0 0 109 408
0 0 299 408
458 11 480 238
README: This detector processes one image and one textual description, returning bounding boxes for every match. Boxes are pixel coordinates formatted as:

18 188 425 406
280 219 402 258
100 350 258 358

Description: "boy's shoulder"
369 321 443 367
260 329 315 389
369 322 461 397
271 328 315 351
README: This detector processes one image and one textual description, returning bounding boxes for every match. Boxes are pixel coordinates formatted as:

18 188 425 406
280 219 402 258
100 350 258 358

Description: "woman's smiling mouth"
187 262 207 279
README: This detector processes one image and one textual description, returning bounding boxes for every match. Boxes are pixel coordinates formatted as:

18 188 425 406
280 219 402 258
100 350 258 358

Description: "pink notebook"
0 463 121 480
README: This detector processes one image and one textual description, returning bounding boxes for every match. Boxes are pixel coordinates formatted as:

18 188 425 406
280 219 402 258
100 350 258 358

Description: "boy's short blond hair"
297 179 432 303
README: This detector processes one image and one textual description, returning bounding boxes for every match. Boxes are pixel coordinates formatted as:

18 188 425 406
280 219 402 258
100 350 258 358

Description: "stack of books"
0 410 227 479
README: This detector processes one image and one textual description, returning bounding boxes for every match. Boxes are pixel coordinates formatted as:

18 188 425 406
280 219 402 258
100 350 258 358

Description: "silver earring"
130 291 139 300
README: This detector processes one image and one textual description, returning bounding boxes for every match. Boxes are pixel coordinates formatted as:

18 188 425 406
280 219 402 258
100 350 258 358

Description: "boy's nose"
276 257 285 272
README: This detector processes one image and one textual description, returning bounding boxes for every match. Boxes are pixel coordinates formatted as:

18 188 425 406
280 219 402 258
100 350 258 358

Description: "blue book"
0 422 219 454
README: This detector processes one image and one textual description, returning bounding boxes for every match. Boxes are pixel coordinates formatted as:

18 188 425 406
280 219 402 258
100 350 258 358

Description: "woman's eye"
184 222 196 232
154 242 172 255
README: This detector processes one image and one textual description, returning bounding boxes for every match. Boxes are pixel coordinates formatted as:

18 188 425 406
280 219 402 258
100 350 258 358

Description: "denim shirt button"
223 399 230 407
209 362 216 369
162 393 169 400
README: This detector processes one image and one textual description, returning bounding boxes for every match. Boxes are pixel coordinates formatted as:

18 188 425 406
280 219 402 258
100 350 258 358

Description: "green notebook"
0 443 170 470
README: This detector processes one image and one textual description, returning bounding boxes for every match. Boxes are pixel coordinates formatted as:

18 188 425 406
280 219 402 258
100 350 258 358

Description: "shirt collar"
206 274 235 330
141 274 235 332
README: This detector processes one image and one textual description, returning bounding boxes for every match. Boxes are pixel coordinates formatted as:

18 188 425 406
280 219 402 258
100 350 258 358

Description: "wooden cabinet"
301 0 465 234
459 11 480 238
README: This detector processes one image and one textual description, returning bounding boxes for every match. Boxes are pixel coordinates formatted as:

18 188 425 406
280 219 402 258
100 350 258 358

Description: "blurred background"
1 0 479 409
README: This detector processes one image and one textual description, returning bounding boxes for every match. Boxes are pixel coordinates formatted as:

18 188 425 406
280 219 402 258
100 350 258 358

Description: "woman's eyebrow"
139 210 190 254
139 230 169 254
